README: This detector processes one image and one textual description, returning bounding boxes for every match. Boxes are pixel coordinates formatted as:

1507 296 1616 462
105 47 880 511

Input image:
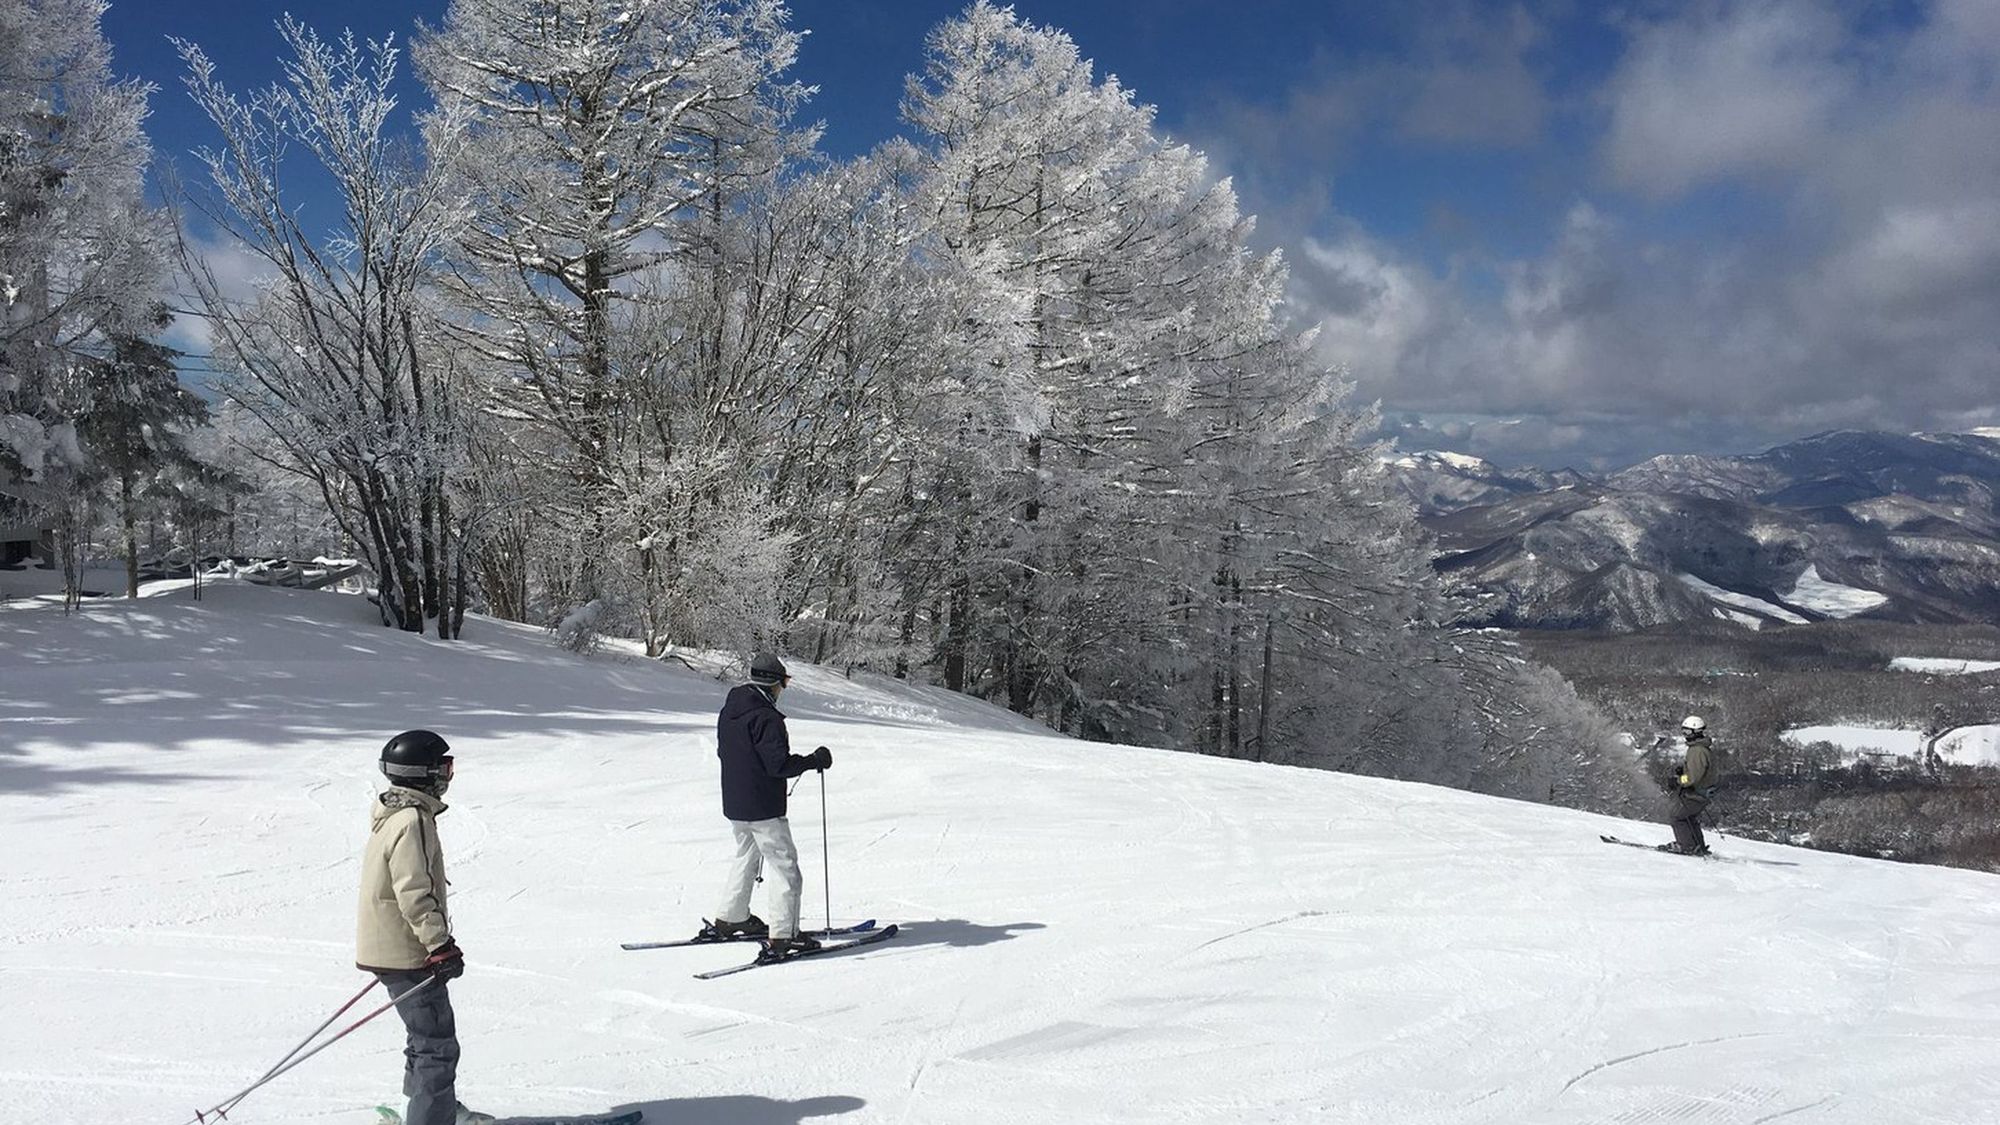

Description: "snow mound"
3 581 1999 1124
1938 726 2000 767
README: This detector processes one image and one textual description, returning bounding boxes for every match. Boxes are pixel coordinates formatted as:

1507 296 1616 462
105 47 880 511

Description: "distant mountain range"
1386 430 2000 632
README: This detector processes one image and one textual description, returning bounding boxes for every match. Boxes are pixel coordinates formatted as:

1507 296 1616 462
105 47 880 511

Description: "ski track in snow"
3 580 2000 1123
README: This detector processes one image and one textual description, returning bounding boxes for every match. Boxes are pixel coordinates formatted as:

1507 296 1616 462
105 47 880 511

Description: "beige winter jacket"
356 786 451 972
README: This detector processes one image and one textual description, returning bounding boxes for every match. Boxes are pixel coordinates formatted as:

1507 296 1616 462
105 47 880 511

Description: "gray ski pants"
1670 791 1711 852
375 970 458 1125
716 817 803 939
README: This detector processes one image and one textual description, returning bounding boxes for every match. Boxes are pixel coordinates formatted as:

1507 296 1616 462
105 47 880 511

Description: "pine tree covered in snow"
0 1 164 491
73 333 220 598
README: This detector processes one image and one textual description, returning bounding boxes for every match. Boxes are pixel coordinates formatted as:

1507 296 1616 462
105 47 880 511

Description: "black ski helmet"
380 729 452 790
748 652 789 687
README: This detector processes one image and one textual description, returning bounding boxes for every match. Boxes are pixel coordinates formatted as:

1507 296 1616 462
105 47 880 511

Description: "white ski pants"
716 817 803 939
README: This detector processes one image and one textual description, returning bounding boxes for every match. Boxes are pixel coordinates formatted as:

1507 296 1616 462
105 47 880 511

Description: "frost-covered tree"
845 3 1633 802
895 3 1332 742
0 0 165 564
178 19 475 635
758 146 965 670
902 2 1175 707
416 0 810 627
187 402 299 560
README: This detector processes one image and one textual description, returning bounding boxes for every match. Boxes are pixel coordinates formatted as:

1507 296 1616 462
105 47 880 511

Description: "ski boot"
455 1104 496 1125
757 933 823 962
696 913 768 942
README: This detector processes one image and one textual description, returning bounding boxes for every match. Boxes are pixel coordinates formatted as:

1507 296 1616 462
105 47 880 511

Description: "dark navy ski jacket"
717 684 816 821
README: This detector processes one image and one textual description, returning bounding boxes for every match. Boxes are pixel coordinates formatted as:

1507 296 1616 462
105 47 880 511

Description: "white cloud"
1295 233 1443 386
1603 0 1850 195
166 231 274 357
1258 1 2000 466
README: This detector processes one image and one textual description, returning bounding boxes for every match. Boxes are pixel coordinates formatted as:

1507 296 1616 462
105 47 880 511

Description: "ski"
379 1108 642 1125
1599 834 1799 867
693 923 898 980
1601 833 1678 852
621 918 875 951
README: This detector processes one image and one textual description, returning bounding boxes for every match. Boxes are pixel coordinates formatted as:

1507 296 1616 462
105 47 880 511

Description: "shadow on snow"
491 1094 865 1125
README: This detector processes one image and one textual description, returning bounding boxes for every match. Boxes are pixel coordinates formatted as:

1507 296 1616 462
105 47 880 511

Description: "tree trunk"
1254 610 1274 761
1228 572 1243 755
122 470 139 598
944 565 970 693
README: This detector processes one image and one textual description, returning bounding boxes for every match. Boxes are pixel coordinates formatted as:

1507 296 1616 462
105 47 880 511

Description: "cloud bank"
1202 0 2000 467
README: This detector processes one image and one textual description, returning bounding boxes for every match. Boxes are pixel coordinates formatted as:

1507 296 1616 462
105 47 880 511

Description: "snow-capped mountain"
1610 430 2000 513
1406 430 2000 631
1382 448 1591 514
5 578 1999 1123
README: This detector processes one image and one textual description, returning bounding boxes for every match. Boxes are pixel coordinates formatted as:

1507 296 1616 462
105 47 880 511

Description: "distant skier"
358 730 492 1125
700 653 832 957
1660 716 1719 856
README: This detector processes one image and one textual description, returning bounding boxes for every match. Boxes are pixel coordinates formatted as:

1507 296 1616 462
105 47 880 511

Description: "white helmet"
1682 715 1707 735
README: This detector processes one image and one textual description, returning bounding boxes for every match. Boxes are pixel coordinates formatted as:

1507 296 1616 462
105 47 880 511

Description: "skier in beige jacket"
358 730 491 1125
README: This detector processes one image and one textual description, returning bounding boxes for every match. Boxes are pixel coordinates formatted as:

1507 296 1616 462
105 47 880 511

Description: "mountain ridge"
1390 430 2000 631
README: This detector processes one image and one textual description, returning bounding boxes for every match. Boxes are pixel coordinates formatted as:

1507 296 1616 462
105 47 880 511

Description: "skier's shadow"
882 918 1046 949
497 1095 864 1124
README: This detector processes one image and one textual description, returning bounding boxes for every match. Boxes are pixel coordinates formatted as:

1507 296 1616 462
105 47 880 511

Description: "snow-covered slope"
5 583 2000 1124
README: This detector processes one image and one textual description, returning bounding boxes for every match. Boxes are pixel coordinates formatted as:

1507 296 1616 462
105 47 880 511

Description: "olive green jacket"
356 786 451 972
1678 736 1717 794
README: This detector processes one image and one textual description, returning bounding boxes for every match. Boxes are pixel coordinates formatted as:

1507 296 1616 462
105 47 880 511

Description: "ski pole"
820 768 832 936
186 975 437 1124
207 977 380 1120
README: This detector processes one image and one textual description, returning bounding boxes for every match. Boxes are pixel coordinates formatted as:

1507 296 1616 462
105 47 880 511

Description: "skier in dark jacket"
1661 716 1719 856
700 653 831 956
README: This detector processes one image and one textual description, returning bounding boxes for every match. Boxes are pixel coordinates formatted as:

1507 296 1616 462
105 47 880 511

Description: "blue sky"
105 1 2000 468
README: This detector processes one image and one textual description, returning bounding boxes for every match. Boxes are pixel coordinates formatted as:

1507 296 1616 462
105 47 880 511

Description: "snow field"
3 582 2000 1123
1889 656 2000 675
1674 573 1807 626
1782 723 2000 767
1783 565 1890 618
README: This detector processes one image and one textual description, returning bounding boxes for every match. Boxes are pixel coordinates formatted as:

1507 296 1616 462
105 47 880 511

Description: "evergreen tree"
74 332 213 597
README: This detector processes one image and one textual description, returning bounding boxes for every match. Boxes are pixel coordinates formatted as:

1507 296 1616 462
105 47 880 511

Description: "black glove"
424 939 465 981
810 746 832 772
